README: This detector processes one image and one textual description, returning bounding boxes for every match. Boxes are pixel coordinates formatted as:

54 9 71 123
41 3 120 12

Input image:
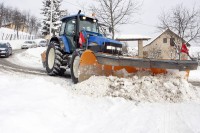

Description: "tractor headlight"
82 16 86 20
106 46 121 51
103 42 122 55
93 19 97 23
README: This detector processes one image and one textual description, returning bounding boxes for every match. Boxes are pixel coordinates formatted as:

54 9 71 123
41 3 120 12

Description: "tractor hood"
86 31 122 46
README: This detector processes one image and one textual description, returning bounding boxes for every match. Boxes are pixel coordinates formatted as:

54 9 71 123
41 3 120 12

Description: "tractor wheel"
70 51 81 84
46 42 65 76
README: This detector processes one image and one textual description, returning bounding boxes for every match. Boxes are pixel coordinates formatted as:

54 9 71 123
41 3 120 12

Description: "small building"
116 34 151 57
143 29 190 59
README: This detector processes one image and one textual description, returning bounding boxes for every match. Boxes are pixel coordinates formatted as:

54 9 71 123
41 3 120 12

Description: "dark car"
0 42 12 57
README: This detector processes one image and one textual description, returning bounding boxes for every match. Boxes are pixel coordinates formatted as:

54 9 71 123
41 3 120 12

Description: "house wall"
143 32 186 59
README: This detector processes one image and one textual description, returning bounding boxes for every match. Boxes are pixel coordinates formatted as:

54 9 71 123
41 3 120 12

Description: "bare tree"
4 6 13 24
0 2 5 27
12 8 23 39
29 15 37 35
148 45 162 59
158 4 200 44
34 21 42 36
91 0 141 39
20 11 30 32
0 2 41 39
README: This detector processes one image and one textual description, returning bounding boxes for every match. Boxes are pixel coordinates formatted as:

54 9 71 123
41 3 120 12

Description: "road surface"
0 49 46 75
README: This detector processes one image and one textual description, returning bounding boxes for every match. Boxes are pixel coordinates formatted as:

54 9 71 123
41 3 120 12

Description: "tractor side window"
60 22 66 35
65 19 76 36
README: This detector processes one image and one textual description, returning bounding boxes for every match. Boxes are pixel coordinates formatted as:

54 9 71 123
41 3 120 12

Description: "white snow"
0 27 39 50
188 67 200 82
8 47 46 69
73 73 200 103
1 69 200 133
189 46 200 58
1 41 200 132
0 27 34 41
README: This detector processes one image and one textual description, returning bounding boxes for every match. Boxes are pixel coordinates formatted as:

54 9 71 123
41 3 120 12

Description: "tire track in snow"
0 49 46 75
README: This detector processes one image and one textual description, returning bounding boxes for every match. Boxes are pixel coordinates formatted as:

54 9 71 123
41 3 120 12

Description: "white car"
35 39 48 47
38 40 47 47
21 41 37 49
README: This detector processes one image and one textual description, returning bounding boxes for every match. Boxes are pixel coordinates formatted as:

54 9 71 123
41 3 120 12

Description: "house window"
163 38 167 43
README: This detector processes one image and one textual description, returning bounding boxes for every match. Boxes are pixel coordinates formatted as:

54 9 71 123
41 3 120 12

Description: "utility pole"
50 0 53 36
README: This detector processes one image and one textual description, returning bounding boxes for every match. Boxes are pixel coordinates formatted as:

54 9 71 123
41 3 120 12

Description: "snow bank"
0 27 34 40
74 73 200 103
9 47 46 69
189 67 200 82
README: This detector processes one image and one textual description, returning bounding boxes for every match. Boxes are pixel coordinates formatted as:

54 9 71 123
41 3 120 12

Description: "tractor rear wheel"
70 51 81 84
46 42 65 76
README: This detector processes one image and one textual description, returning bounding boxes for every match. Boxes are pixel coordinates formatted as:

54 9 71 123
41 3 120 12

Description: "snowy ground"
1 69 200 133
8 47 46 69
1 47 200 132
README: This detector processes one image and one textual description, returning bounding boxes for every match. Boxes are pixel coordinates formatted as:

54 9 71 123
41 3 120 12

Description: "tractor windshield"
79 17 98 33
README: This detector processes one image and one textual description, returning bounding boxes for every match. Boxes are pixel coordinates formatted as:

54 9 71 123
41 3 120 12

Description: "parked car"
35 39 48 47
0 42 12 57
21 40 37 49
38 40 47 47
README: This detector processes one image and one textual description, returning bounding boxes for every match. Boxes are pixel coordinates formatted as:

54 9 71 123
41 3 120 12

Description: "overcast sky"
1 0 200 39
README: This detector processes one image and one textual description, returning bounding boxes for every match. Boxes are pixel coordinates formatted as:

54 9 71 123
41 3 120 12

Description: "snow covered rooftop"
116 34 151 41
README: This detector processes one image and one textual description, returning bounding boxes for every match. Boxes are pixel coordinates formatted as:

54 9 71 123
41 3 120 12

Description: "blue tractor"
44 10 123 83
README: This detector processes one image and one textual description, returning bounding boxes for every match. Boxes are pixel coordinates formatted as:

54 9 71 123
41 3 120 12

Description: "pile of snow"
74 73 200 103
9 47 46 69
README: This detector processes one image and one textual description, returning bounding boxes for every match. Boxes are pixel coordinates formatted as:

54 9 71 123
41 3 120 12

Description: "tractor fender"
49 36 67 53
50 36 60 44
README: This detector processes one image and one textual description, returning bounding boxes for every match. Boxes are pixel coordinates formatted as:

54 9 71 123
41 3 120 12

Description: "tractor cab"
59 13 100 53
57 11 122 55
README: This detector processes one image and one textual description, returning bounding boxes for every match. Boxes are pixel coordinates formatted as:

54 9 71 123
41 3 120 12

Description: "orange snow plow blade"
78 50 197 82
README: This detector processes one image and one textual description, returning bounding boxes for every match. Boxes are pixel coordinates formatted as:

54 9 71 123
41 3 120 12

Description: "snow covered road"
0 49 46 75
0 70 200 133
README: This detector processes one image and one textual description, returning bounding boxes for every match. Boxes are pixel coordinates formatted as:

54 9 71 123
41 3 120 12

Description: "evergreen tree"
41 0 62 35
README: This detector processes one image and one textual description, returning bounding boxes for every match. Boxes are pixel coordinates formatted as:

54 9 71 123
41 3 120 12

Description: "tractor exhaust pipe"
75 10 81 48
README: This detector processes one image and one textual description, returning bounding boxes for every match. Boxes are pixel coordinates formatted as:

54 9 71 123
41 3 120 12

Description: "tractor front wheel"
70 51 81 84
